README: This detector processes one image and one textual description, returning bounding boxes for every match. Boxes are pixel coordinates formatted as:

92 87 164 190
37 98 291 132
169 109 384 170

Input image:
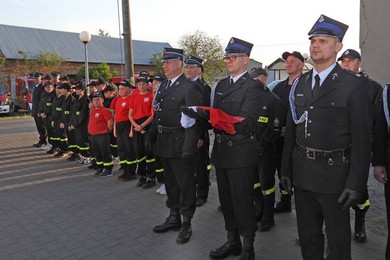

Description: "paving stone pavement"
0 117 387 259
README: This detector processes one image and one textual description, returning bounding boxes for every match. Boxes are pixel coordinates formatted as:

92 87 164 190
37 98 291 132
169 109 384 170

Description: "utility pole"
122 0 134 80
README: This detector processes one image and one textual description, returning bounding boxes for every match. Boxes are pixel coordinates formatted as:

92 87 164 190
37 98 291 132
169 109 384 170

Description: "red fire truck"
7 76 35 112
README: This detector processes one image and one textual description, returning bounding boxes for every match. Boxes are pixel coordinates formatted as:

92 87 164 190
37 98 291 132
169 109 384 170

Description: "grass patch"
0 113 31 120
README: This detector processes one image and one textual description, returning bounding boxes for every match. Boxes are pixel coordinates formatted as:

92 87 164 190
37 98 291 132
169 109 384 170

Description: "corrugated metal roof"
0 24 171 65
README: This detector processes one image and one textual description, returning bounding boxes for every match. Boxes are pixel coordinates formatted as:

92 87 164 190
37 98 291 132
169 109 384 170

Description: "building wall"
360 0 390 85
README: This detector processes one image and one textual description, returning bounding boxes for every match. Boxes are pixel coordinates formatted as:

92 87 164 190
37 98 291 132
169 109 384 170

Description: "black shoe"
94 168 104 176
274 199 292 213
47 147 58 154
142 179 156 189
209 240 242 259
54 151 68 157
121 174 137 182
176 222 192 244
196 198 207 207
239 248 255 260
67 153 81 161
153 215 182 233
88 163 97 169
136 177 147 187
33 141 46 148
259 218 275 232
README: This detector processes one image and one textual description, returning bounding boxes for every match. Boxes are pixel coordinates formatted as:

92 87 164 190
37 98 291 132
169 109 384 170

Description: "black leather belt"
296 143 351 160
157 125 183 133
215 134 252 143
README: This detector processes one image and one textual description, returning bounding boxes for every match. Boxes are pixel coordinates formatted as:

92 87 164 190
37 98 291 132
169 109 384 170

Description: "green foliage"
77 62 113 80
98 29 110 37
149 52 164 76
178 30 227 84
17 50 65 76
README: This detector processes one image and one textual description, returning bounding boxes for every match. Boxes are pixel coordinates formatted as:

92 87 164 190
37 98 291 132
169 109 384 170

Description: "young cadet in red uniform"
129 76 156 188
110 80 137 181
103 85 119 164
88 92 114 177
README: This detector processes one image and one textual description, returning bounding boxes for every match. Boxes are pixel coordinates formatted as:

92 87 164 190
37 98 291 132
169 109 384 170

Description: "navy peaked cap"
308 14 349 41
225 37 253 56
162 48 184 62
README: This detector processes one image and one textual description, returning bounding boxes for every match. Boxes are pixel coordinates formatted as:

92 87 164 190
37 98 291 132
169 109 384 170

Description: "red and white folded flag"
181 106 245 134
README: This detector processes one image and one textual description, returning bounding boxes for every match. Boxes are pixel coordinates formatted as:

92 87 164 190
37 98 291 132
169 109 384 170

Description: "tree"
77 62 113 80
98 29 110 37
178 30 227 84
16 50 65 76
149 52 164 76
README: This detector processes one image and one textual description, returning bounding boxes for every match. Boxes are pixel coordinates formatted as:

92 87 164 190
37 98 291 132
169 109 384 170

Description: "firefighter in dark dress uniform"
272 51 304 213
249 67 284 232
372 84 390 260
281 15 372 259
151 48 202 245
338 48 382 243
206 37 263 260
184 55 212 207
32 72 47 147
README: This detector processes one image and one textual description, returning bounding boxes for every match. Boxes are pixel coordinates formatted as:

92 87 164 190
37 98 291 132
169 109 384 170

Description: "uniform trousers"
116 121 137 174
66 128 77 154
34 116 47 142
274 137 284 186
42 117 54 145
216 166 258 237
132 118 155 178
90 133 112 169
54 121 67 152
160 157 196 217
258 146 276 193
75 124 89 157
294 188 351 260
109 132 118 157
195 135 210 200
385 182 390 260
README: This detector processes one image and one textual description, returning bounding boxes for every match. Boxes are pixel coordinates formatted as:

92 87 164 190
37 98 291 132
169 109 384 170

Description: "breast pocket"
315 98 347 122
295 96 307 107
221 96 243 114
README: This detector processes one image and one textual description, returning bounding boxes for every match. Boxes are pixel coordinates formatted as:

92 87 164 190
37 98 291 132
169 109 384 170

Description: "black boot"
254 188 263 222
274 193 291 213
354 205 369 243
209 230 242 259
239 236 255 260
176 216 192 244
259 193 275 232
153 210 181 233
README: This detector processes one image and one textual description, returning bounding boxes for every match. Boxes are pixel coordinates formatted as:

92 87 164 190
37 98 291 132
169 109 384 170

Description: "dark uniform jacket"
196 78 211 142
69 95 89 129
60 94 75 127
281 64 372 194
152 73 202 158
50 95 65 122
373 85 390 168
255 87 284 153
38 91 56 117
211 73 263 168
32 82 45 116
272 78 292 127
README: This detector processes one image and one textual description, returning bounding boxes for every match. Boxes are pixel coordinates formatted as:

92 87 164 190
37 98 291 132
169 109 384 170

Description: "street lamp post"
79 31 92 94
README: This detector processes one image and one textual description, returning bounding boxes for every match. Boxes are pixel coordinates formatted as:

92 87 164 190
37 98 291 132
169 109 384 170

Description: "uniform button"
307 133 311 137
331 102 335 106
308 120 312 123
309 106 314 109
161 99 163 101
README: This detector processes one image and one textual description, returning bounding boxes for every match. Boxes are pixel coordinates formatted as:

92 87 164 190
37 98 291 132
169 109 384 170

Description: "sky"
0 0 360 66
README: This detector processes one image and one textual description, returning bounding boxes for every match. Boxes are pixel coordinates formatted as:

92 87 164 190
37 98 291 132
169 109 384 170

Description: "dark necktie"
229 78 234 87
165 80 171 90
312 74 320 98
